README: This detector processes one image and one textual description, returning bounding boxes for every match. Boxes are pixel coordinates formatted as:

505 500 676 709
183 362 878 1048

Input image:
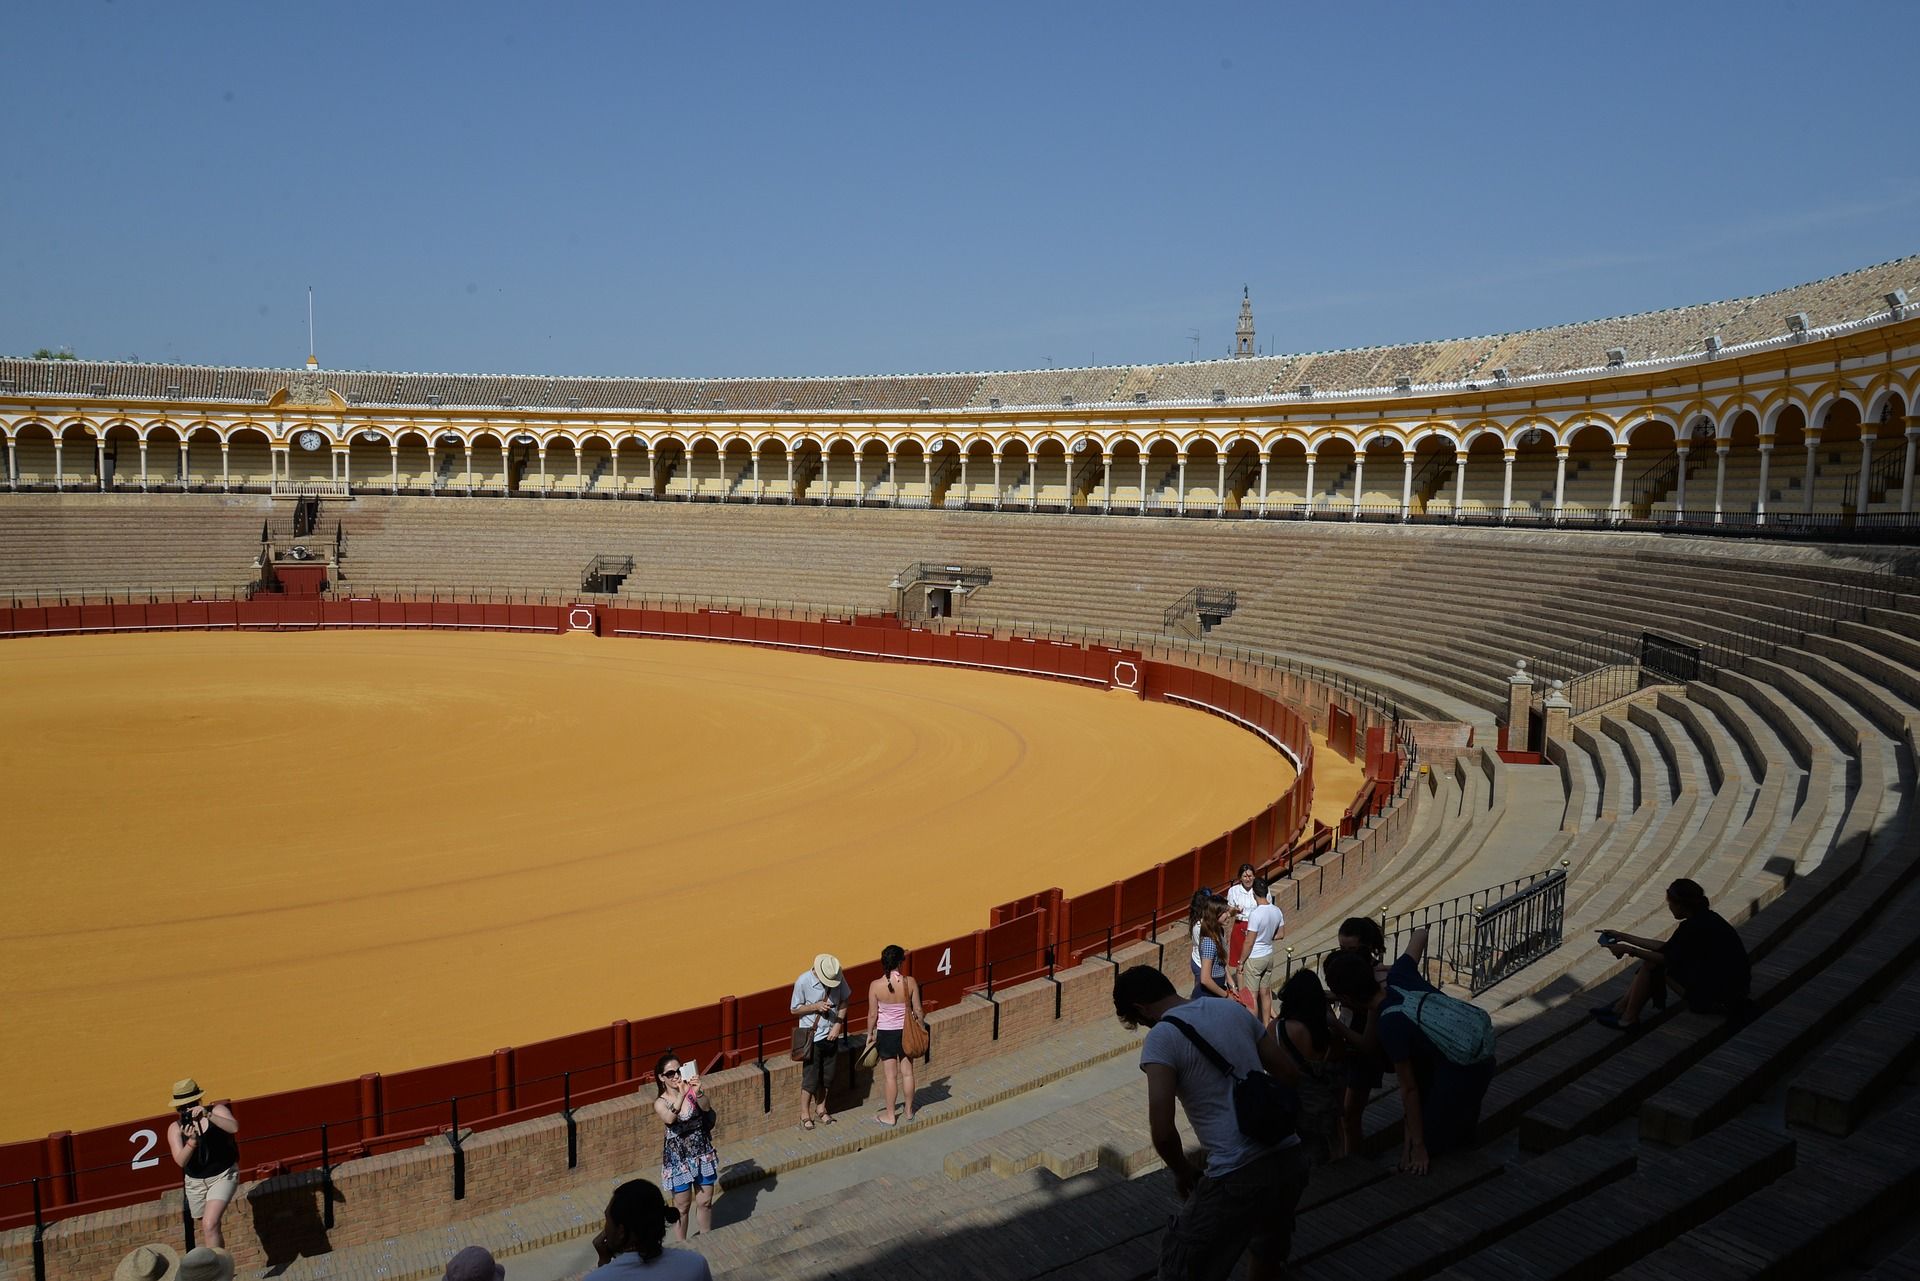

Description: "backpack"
1161 1014 1298 1146
1386 987 1495 1066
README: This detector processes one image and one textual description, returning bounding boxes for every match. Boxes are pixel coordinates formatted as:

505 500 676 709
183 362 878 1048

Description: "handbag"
789 1025 812 1062
900 1010 929 1060
1161 1014 1297 1145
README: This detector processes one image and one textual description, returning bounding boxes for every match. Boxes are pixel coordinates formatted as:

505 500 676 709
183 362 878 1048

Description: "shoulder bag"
1162 1014 1297 1145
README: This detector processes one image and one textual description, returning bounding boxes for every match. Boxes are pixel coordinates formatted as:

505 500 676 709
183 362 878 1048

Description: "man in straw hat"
113 1244 179 1281
788 953 848 1130
166 1078 241 1248
175 1246 235 1281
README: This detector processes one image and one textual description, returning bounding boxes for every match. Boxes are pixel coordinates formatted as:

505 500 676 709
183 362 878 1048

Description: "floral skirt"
662 1126 719 1193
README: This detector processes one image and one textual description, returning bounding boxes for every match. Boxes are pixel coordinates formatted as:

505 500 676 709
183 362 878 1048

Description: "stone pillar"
1542 680 1573 746
1258 455 1270 515
1216 454 1228 515
1500 448 1515 518
95 436 106 490
1609 445 1628 521
1506 660 1535 753
537 447 547 495
342 449 353 488
6 437 16 489
1672 444 1689 521
1713 443 1729 524
179 440 189 488
786 451 795 503
1857 430 1876 516
888 447 901 506
1755 440 1773 524
920 453 930 508
463 446 472 495
1138 455 1148 514
390 444 400 493
958 451 969 506
138 441 149 490
1803 432 1821 517
1553 445 1568 518
1350 453 1365 521
1903 420 1918 515
992 452 1002 510
221 444 230 492
53 439 63 487
1400 454 1413 521
1176 452 1188 515
1452 449 1467 519
505 443 514 494
574 446 583 492
1101 450 1112 512
1029 452 1038 512
1304 454 1317 513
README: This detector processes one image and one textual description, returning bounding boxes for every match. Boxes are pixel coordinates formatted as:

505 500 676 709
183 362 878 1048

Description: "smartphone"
681 1064 699 1086
1597 932 1619 947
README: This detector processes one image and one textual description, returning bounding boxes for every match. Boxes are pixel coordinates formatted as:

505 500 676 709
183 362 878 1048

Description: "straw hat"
170 1078 204 1109
176 1247 234 1281
113 1244 179 1281
812 953 843 986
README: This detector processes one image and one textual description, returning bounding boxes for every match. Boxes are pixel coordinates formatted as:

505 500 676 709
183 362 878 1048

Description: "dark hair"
1337 916 1386 961
1113 965 1176 1028
1279 970 1331 1053
1322 949 1380 1002
1252 876 1271 899
1237 863 1257 879
1200 899 1231 965
1188 889 1213 927
652 1051 680 1096
1667 878 1708 914
606 1178 679 1262
881 944 906 992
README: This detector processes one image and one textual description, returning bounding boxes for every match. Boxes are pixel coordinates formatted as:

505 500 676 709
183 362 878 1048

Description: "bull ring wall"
2 313 1917 528
0 596 1412 1280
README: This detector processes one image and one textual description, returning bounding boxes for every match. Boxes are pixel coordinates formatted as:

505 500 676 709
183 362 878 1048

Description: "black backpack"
1162 1014 1298 1146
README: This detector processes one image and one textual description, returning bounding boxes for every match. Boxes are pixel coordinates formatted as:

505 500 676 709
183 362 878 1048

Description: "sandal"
799 1119 815 1132
819 1114 838 1125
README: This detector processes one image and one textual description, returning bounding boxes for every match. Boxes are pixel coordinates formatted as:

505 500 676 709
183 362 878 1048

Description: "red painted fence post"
613 1019 632 1080
971 929 987 989
720 995 739 1065
492 1049 513 1114
358 1074 382 1143
43 1131 72 1207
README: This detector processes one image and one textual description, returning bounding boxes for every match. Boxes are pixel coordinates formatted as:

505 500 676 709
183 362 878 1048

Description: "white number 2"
936 948 952 976
130 1129 159 1170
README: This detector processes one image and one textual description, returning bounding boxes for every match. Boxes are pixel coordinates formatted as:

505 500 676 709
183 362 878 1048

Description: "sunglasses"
661 1068 681 1079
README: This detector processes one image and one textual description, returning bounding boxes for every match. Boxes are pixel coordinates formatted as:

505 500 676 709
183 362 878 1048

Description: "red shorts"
1229 921 1249 968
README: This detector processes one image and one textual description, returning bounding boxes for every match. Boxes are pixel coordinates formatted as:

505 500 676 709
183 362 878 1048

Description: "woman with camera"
651 1053 718 1240
166 1078 240 1248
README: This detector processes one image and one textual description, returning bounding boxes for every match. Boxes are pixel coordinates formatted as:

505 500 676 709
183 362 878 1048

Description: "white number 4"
130 1129 160 1170
936 948 952 976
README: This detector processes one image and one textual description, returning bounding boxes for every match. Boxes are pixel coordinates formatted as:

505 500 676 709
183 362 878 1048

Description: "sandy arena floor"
0 630 1302 1139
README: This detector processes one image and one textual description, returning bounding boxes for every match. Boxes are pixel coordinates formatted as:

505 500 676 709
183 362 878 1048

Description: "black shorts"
875 1029 905 1060
801 1036 837 1095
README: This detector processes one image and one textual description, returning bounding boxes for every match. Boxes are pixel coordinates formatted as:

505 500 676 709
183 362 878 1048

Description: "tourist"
790 952 849 1130
1324 927 1494 1174
165 1079 240 1249
1224 863 1259 966
584 1179 712 1280
652 1053 718 1239
1272 970 1344 1163
1593 878 1752 1030
1113 964 1308 1281
865 944 923 1125
175 1247 235 1281
112 1244 179 1281
1330 916 1388 1156
1186 889 1214 992
1193 900 1236 1000
442 1245 506 1279
1238 878 1286 1024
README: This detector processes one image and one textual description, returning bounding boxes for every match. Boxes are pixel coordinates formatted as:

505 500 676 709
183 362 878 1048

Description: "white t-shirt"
1246 903 1285 959
1139 997 1298 1178
1190 920 1205 968
584 1247 712 1280
1225 884 1258 922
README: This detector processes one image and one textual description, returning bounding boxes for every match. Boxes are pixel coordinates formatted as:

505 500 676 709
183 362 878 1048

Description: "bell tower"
1234 286 1255 358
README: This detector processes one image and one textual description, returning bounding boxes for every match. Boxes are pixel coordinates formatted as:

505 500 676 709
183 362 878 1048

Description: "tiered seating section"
5 257 1910 410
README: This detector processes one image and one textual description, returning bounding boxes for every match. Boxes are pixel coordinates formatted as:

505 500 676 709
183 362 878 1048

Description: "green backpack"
1387 987 1496 1066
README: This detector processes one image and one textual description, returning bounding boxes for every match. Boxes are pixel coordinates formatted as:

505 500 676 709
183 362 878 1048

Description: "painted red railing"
0 594 1336 1232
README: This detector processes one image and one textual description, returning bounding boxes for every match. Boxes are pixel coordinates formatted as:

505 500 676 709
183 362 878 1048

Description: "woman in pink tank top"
865 944 923 1125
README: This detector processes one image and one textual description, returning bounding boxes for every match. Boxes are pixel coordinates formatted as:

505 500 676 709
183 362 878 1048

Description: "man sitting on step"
1592 877 1751 1031
1114 964 1308 1281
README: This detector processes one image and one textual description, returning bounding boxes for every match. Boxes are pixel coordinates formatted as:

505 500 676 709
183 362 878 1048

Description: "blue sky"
2 2 1914 378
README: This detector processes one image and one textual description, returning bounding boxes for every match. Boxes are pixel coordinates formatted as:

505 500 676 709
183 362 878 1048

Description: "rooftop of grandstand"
2 256 1914 414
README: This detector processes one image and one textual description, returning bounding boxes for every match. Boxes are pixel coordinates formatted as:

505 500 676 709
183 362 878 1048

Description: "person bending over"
1114 964 1307 1281
1329 917 1387 1158
1593 878 1751 1030
166 1078 240 1249
1324 928 1493 1175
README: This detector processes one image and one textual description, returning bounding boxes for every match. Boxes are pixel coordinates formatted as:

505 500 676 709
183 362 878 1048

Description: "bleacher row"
13 436 1891 520
6 495 1920 1276
2 256 1913 412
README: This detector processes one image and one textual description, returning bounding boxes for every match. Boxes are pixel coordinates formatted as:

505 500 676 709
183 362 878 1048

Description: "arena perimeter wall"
0 597 1402 1277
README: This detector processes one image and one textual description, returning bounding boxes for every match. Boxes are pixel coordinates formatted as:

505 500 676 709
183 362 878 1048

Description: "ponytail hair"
881 944 906 992
607 1178 678 1263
